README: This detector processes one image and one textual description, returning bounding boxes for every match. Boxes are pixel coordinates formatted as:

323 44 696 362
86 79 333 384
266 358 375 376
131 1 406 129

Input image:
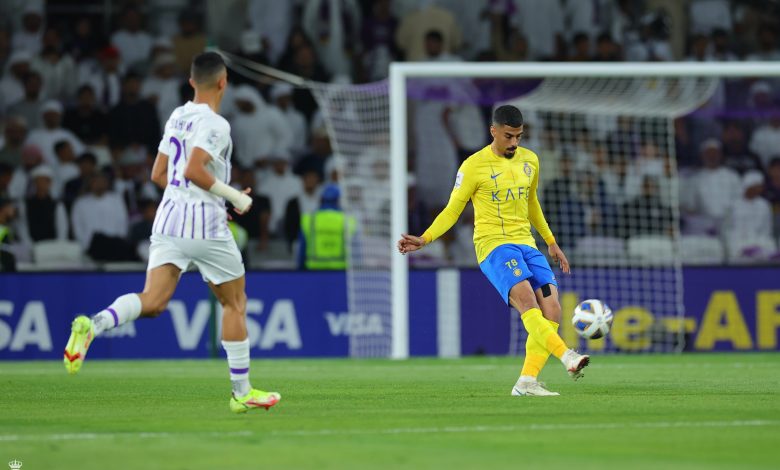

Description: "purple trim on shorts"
190 202 195 238
230 367 249 375
201 202 205 239
160 200 175 234
107 307 119 327
153 199 172 233
181 203 188 237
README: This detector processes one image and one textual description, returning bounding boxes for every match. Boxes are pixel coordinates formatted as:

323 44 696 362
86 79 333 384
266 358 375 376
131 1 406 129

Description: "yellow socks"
520 308 568 359
520 319 559 377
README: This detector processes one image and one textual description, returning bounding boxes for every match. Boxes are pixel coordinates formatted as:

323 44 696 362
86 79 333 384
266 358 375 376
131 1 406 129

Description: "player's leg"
209 277 280 413
508 281 589 379
514 284 563 395
193 236 279 412
64 264 182 374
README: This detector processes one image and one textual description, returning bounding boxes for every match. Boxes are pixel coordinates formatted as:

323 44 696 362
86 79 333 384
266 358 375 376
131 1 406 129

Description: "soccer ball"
572 299 613 339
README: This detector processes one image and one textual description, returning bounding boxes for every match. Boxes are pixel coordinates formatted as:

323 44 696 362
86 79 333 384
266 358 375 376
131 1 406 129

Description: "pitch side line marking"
0 420 776 442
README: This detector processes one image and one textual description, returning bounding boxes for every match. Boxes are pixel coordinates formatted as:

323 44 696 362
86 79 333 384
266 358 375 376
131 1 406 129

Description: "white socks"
91 293 142 336
222 338 251 397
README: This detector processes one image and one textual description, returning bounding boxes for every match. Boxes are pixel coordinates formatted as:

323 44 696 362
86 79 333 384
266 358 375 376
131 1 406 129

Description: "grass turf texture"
1 353 778 469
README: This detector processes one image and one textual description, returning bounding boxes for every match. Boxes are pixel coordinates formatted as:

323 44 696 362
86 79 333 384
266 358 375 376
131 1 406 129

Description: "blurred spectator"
78 46 123 110
115 149 157 216
492 22 529 62
7 71 43 128
172 11 207 73
277 26 315 72
230 85 293 169
568 32 591 61
542 154 585 249
283 43 330 120
271 82 308 158
592 32 621 61
63 152 98 211
108 73 161 157
722 121 763 175
71 172 135 261
7 144 43 200
302 0 361 77
512 0 565 60
0 164 13 199
35 26 78 101
0 28 10 73
19 165 68 243
0 52 32 113
619 175 673 238
625 12 673 61
724 170 773 249
26 100 85 167
395 0 462 61
564 0 612 43
111 7 153 72
746 23 780 61
689 0 733 35
749 114 780 168
11 4 44 56
259 156 303 235
711 28 737 61
407 174 429 236
53 140 80 197
764 158 780 237
67 16 103 62
0 116 29 167
686 34 711 62
295 127 333 181
360 0 399 80
0 198 18 271
580 170 618 237
442 0 491 60
247 0 297 66
63 85 109 146
284 168 323 247
297 184 353 270
232 168 271 252
141 53 181 132
682 139 742 234
623 139 672 206
128 198 157 249
423 30 460 61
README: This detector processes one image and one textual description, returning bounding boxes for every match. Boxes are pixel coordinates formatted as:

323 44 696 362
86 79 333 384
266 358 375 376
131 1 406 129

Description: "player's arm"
398 165 474 254
183 147 253 214
150 152 168 189
528 162 570 273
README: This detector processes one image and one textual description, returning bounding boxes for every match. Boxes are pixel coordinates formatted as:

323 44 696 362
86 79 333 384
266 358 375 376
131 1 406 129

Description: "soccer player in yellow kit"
398 105 589 396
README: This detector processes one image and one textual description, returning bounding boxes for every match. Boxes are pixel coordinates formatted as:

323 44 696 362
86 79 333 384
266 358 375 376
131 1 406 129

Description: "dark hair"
77 152 98 165
573 32 589 44
54 140 71 154
425 30 444 42
596 32 613 44
191 51 226 85
0 163 13 176
492 105 523 128
77 84 95 96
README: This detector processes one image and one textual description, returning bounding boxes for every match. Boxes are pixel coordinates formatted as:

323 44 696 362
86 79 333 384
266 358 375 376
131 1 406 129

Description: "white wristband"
209 179 252 213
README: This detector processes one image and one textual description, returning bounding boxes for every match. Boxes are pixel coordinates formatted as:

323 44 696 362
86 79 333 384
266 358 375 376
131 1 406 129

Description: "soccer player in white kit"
64 52 280 413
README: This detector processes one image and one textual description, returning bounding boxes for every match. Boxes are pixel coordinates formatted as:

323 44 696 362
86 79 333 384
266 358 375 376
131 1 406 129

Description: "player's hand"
548 243 571 274
397 233 426 254
232 188 253 215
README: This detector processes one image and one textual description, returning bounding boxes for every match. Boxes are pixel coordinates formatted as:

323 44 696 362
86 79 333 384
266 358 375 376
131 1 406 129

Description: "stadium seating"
627 235 676 265
680 235 726 265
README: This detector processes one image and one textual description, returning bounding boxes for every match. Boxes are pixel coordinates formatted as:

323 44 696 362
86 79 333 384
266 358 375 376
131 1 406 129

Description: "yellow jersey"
422 145 555 263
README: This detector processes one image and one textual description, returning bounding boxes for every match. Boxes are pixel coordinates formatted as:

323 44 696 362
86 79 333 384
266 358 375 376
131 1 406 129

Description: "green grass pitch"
1 353 779 469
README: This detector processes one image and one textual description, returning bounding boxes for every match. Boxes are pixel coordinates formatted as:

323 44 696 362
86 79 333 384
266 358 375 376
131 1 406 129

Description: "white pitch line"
0 420 776 442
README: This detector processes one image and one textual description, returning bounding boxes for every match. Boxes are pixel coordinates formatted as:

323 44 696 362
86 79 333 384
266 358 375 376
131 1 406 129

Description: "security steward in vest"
298 184 355 270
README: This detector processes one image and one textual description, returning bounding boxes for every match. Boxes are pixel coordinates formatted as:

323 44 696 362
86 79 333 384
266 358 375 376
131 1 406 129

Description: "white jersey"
152 101 233 240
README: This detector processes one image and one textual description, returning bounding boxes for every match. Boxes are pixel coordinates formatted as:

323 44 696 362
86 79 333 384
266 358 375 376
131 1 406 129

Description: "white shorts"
147 233 245 285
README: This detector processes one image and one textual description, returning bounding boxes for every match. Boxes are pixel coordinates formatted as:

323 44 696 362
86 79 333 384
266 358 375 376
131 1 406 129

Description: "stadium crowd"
0 0 779 270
